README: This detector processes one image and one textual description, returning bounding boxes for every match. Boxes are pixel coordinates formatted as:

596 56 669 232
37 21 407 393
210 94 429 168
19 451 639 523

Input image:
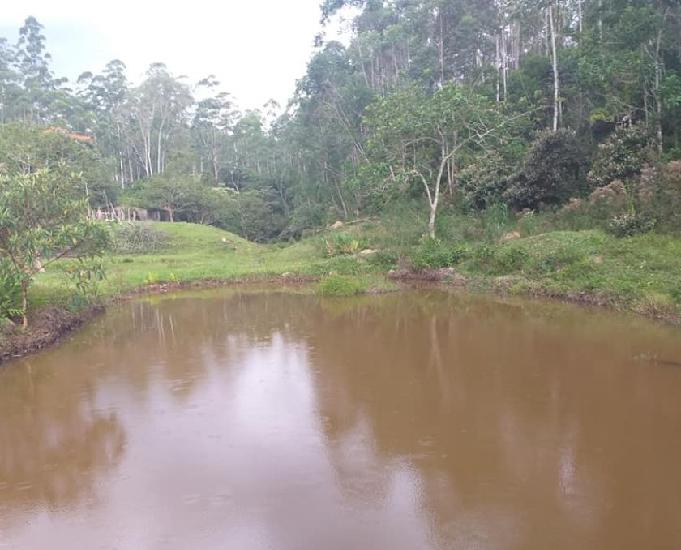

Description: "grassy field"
28 222 392 310
454 231 681 319
27 219 681 322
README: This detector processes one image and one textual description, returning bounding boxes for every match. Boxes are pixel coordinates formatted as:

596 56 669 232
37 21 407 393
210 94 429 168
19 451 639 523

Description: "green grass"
26 219 681 322
317 273 397 296
358 205 681 319
454 230 681 317
29 221 389 311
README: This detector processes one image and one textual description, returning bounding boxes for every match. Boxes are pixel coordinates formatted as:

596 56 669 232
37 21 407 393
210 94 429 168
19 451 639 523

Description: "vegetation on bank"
1 5 681 242
14 215 681 321
24 222 393 311
410 227 681 320
1 212 680 363
2 3 681 348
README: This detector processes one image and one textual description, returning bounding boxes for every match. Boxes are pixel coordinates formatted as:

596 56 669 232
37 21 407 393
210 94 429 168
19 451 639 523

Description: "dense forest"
1 0 681 245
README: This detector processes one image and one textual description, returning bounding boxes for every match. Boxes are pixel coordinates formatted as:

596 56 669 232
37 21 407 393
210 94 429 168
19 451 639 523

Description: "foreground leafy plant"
64 257 107 306
0 168 109 327
607 213 656 238
0 259 22 321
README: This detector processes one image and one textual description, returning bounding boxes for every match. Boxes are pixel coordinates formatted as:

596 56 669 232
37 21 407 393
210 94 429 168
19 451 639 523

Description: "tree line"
1 1 680 244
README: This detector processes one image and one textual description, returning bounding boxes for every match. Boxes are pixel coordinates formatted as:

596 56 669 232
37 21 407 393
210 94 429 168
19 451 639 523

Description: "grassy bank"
364 212 681 322
27 222 394 313
2 218 681 363
17 219 681 321
1 221 394 362
453 231 681 321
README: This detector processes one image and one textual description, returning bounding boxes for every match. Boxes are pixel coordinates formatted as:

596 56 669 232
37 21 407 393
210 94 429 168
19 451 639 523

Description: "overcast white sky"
0 0 351 111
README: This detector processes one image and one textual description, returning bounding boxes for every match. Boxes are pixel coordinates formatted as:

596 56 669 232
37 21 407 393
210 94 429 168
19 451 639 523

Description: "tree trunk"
654 27 665 155
212 142 219 183
334 179 349 220
357 41 370 87
502 31 508 102
157 116 166 175
119 151 125 189
496 34 501 103
428 203 437 240
21 279 29 329
438 6 445 87
549 4 561 132
138 114 153 177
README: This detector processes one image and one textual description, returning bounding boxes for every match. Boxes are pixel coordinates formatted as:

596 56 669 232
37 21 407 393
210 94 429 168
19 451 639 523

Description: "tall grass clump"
317 274 367 296
111 223 169 254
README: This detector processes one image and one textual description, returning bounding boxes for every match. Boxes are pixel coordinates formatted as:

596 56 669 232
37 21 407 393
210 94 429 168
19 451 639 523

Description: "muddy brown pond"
1 289 681 549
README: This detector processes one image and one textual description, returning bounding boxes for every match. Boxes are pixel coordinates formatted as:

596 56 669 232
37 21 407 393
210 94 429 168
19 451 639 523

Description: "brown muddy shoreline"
0 305 105 364
2 270 679 366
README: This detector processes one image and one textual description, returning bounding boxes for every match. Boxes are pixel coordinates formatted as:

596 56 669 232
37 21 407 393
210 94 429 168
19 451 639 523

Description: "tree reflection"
307 290 681 549
0 359 125 516
1 289 680 549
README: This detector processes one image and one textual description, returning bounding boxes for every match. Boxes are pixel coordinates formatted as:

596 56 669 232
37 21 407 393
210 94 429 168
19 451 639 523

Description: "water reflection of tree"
0 291 323 519
0 359 125 517
78 289 681 548
132 287 681 545
2 289 680 548
307 290 681 549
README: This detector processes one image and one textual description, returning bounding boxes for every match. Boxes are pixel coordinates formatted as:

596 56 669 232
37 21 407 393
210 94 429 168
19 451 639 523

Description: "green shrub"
588 124 656 188
607 213 656 238
529 244 588 275
0 260 22 320
469 236 591 276
317 274 366 296
285 202 327 239
322 232 366 257
651 162 681 231
233 190 286 242
552 199 596 230
371 201 431 251
504 129 587 210
481 203 512 242
459 151 513 210
517 210 542 236
112 223 169 254
366 249 399 269
410 239 470 270
64 257 106 306
468 244 529 274
319 256 363 276
494 247 530 272
472 244 497 269
144 272 161 285
587 180 631 222
554 180 631 230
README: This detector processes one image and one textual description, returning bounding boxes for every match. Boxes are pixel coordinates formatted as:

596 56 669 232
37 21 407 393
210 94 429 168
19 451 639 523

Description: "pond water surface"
1 289 681 549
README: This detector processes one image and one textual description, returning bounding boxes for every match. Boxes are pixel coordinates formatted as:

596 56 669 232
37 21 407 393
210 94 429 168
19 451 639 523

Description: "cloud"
1 0 325 110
